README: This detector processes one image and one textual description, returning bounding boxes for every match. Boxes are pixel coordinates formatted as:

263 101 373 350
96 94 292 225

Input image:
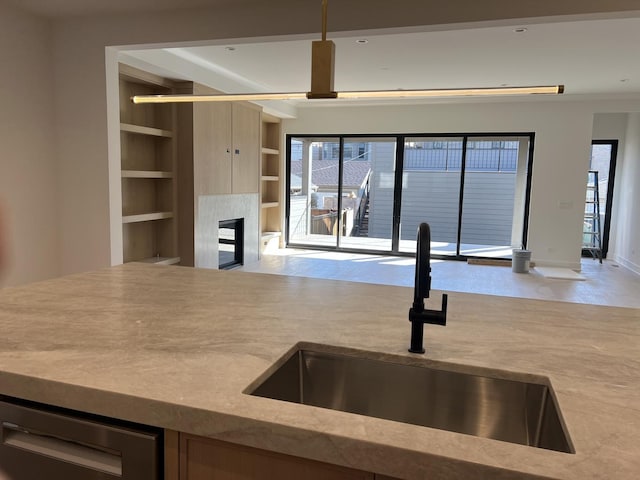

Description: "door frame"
285 132 535 261
590 139 618 258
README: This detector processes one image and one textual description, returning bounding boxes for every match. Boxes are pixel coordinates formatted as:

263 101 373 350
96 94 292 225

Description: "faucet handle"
409 292 448 326
432 293 448 326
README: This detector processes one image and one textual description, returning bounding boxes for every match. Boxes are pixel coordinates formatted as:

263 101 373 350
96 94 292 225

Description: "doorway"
586 140 618 258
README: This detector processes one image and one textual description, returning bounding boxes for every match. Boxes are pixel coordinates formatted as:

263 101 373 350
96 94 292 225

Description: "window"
286 133 534 260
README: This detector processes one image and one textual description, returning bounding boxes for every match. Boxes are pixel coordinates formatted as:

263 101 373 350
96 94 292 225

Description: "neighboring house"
290 159 371 196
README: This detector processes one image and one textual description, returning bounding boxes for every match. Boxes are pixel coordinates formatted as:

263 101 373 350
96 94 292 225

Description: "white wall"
0 1 58 286
611 114 640 273
593 113 628 141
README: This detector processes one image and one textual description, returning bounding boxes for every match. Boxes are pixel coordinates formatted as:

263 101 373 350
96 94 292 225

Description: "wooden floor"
240 249 640 309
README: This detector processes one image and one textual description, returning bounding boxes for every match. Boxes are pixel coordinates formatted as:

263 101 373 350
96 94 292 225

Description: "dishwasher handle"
2 422 122 476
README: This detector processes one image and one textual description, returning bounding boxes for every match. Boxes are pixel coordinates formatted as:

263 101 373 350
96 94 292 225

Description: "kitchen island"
0 263 638 479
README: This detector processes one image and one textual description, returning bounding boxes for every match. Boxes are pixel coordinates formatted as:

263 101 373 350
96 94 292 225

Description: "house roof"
290 160 371 189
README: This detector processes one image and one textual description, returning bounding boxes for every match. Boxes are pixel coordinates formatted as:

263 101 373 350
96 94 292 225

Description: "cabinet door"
231 103 260 194
194 101 232 195
180 434 373 480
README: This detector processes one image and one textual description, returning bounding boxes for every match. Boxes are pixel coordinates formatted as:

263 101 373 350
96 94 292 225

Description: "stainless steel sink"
247 344 574 453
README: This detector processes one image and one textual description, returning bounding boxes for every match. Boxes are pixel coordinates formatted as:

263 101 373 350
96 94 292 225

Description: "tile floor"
240 249 640 309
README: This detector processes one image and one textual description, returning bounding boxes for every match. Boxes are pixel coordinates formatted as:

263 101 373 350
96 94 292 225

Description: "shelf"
260 231 281 253
122 212 174 224
261 231 281 240
122 170 174 178
261 202 279 209
261 175 279 182
120 123 173 138
137 256 181 265
261 147 279 155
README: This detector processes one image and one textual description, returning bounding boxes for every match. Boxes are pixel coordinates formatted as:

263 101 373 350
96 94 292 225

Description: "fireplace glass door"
219 218 244 269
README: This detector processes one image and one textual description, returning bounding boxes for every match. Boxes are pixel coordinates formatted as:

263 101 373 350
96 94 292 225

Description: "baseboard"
612 254 640 276
467 258 536 268
531 259 582 271
467 258 511 267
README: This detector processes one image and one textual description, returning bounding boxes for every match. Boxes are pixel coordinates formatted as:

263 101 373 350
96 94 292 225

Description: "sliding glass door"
398 137 463 256
339 138 396 251
287 133 534 260
288 137 340 248
459 137 530 258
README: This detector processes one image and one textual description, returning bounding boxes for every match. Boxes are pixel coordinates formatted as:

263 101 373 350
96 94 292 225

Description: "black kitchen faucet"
408 222 448 354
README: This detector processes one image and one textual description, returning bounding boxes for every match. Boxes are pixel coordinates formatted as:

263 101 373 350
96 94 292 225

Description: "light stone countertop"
0 263 638 479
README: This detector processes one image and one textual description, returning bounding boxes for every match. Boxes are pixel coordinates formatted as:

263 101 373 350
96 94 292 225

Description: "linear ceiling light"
131 1 564 105
132 85 564 104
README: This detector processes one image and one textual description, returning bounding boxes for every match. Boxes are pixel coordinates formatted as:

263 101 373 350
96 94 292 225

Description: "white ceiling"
10 0 640 113
122 17 640 104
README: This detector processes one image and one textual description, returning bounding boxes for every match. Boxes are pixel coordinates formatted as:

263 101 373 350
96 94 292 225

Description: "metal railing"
353 171 372 236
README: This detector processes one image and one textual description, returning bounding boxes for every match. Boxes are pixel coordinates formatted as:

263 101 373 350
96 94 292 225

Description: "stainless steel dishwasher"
0 397 160 479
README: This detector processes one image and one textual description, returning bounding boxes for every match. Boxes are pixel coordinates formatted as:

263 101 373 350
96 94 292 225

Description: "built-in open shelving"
260 114 283 253
119 64 179 264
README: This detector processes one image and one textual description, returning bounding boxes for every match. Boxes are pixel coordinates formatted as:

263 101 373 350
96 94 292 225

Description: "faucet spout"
408 222 448 354
413 222 432 311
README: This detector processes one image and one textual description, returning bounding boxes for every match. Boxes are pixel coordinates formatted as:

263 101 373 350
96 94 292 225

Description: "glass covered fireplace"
218 218 244 270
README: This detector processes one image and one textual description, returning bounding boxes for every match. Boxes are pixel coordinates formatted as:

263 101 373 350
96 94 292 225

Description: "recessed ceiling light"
356 39 368 44
513 27 528 33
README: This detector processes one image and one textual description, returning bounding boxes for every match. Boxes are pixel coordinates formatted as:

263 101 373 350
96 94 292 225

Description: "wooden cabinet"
118 75 263 267
176 83 261 266
192 97 233 196
260 114 283 252
232 103 261 194
119 64 179 265
165 431 401 480
187 84 260 197
175 433 374 480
